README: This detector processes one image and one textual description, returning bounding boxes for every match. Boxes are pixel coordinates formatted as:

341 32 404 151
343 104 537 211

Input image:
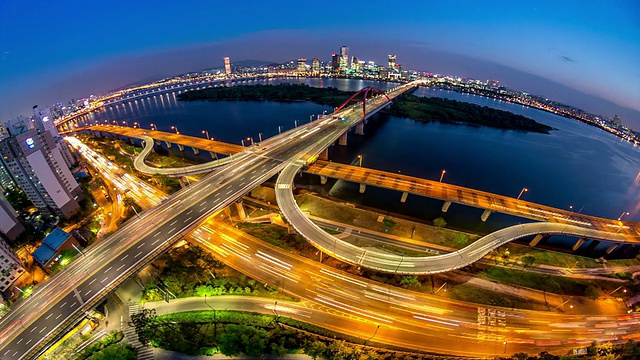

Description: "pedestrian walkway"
123 304 154 360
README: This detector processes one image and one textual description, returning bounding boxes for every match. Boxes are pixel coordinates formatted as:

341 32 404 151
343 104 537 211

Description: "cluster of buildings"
0 106 84 298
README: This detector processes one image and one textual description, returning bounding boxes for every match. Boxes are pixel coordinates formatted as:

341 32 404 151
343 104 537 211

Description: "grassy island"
178 83 554 133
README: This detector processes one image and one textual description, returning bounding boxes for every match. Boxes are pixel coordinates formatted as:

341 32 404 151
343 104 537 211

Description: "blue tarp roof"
33 228 71 265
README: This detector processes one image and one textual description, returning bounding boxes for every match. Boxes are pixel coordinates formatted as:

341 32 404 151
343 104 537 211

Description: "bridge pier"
442 201 452 212
359 183 367 194
178 177 185 188
572 238 586 251
235 202 246 220
355 122 365 135
480 209 492 222
192 147 200 155
606 243 619 254
164 141 172 149
529 234 549 247
177 144 185 152
209 152 218 160
319 148 329 161
400 191 408 203
320 176 328 185
339 132 348 146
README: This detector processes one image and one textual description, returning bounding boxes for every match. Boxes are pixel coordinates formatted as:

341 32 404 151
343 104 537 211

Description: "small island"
178 84 554 133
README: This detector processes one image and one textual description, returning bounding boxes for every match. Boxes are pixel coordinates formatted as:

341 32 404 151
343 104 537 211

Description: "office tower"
0 118 80 218
340 46 350 69
224 57 231 75
33 106 58 137
0 237 25 293
311 58 320 75
0 193 24 241
388 54 397 71
331 53 340 74
297 57 307 73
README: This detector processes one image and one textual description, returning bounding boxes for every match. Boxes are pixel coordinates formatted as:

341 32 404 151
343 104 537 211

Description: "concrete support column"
320 176 328 185
442 201 452 212
319 148 329 161
529 234 545 247
164 141 172 149
223 206 231 218
400 191 408 203
178 177 185 188
572 238 586 251
480 209 492 222
192 147 200 155
235 202 246 220
339 132 348 146
606 243 619 254
177 144 185 152
359 183 367 194
355 122 365 135
209 152 219 160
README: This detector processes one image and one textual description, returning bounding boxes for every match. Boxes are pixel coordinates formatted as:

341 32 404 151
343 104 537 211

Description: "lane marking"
135 251 143 258
116 264 126 272
169 220 178 226
136 242 146 249
120 255 129 261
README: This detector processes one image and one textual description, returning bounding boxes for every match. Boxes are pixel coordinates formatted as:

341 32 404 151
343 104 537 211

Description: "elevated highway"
0 81 417 359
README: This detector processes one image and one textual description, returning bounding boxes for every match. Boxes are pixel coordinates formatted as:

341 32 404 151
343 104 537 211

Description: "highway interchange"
2 80 639 358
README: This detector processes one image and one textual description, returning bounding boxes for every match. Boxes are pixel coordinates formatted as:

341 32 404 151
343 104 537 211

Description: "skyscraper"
33 106 57 137
311 58 320 75
0 118 80 218
296 57 307 73
0 193 24 241
223 57 231 75
0 236 25 293
388 54 397 71
340 46 350 69
331 53 340 74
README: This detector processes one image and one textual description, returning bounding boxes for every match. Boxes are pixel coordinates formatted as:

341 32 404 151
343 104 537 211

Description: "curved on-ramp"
275 159 636 275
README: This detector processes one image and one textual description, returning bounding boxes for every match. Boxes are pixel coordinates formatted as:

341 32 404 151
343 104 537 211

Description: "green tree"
128 308 157 345
382 218 396 229
453 234 468 246
585 285 601 300
91 343 137 360
433 217 447 228
303 340 326 359
400 275 421 288
521 255 536 268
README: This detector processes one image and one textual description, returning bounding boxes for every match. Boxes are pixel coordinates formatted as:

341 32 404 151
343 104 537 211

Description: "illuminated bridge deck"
305 160 638 236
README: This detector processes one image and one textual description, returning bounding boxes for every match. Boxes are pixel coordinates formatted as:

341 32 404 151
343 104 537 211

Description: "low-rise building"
32 228 80 272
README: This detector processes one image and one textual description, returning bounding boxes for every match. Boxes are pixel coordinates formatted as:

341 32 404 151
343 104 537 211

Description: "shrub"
433 217 447 228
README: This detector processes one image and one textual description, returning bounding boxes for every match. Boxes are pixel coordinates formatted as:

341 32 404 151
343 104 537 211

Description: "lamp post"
357 154 363 167
202 130 210 140
150 123 157 131
310 114 315 123
294 120 298 128
439 169 446 183
133 122 139 128
278 126 282 134
517 187 528 200
122 120 128 127
170 125 179 134
247 137 254 146
618 211 630 221
503 341 507 354
241 139 245 147
258 133 263 142
363 325 380 346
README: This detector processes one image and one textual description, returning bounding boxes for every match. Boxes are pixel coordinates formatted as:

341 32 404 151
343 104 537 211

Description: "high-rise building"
296 57 307 73
311 58 320 75
0 118 80 218
0 193 24 241
223 57 231 75
0 237 25 293
33 106 58 137
340 46 350 69
331 53 340 74
350 56 360 74
388 54 397 71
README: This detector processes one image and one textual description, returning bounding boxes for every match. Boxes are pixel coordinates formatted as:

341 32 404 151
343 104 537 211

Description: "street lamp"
278 125 282 134
618 211 630 221
310 114 315 123
247 137 254 146
503 341 507 354
202 130 210 140
357 154 363 167
133 122 139 128
258 133 263 142
150 123 157 131
170 125 179 134
241 139 245 147
439 169 446 183
517 187 528 200
122 120 128 126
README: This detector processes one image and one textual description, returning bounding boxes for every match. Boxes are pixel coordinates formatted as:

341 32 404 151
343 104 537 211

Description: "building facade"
0 238 25 294
0 193 24 241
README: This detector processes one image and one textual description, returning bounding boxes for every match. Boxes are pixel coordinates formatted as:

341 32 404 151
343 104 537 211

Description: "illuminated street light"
310 114 315 123
150 123 157 131
133 122 139 128
170 126 180 134
439 169 446 183
618 211 630 221
517 187 528 200
202 130 211 140
122 120 128 127
357 154 363 167
247 137 254 146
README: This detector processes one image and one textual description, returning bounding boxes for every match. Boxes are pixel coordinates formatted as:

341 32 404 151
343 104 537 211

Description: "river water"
75 78 640 257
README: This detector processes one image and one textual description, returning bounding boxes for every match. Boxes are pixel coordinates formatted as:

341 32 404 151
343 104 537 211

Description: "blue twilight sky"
1 0 639 127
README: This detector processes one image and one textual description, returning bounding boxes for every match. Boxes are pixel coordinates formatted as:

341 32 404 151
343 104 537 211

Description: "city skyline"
0 1 639 127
